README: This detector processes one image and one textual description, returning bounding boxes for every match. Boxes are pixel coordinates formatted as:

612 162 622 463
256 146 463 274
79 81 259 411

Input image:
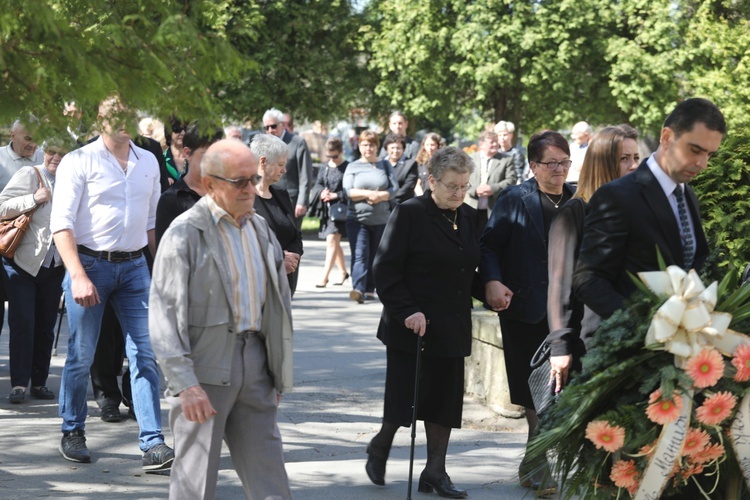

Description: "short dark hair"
383 133 406 149
663 98 726 137
325 137 343 153
183 122 224 152
527 130 570 162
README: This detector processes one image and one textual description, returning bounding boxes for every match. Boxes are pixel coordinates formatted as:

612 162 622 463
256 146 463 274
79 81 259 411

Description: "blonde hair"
574 126 635 202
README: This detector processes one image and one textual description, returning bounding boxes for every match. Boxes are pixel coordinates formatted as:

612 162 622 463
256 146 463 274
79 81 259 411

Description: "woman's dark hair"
325 137 343 153
164 115 189 146
527 130 570 163
383 133 406 149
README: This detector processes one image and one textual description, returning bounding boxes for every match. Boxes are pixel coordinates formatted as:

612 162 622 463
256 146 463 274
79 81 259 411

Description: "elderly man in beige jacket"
149 139 293 500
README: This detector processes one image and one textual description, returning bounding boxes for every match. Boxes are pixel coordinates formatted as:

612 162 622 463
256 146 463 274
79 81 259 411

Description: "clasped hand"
404 312 427 336
485 281 513 311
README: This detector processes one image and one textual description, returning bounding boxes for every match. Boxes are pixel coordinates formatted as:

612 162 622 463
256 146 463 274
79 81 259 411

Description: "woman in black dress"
310 137 349 287
251 134 304 295
367 147 480 499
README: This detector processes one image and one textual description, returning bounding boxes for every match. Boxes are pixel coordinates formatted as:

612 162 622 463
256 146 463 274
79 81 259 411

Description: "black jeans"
90 301 131 408
2 257 64 388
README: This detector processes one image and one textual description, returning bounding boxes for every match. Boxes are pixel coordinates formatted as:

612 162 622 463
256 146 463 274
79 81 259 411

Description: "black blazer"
380 158 418 205
573 160 708 319
480 178 576 324
373 192 481 357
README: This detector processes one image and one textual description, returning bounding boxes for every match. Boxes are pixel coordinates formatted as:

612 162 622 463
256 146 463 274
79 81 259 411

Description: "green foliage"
693 128 750 279
220 0 367 123
0 0 251 133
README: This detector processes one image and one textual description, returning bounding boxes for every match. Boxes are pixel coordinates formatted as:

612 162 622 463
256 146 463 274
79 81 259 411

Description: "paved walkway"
0 238 551 499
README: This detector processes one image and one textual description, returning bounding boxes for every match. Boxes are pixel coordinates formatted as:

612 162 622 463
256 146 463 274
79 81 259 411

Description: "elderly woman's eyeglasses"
535 160 572 170
44 149 66 156
437 180 471 194
209 174 262 189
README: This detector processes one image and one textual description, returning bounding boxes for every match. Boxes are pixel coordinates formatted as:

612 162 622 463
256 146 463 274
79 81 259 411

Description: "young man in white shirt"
51 97 173 471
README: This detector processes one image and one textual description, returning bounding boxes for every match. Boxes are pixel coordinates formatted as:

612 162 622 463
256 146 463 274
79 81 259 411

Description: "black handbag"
528 341 556 416
328 201 348 222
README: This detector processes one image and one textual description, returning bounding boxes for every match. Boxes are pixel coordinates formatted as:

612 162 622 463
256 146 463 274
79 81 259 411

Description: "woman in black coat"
479 131 575 495
251 134 304 295
367 147 480 499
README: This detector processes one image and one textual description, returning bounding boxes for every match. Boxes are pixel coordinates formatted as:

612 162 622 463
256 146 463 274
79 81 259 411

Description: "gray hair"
494 121 515 134
250 133 288 164
224 125 242 137
427 146 474 180
262 108 285 123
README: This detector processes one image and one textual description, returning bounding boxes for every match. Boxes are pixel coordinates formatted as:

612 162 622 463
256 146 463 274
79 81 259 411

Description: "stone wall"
464 309 524 418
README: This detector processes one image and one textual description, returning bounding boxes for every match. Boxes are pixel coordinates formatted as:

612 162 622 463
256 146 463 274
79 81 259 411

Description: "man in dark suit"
261 108 313 226
573 98 726 319
465 130 517 230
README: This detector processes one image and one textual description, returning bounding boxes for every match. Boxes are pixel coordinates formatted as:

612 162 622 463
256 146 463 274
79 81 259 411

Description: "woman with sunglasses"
310 137 349 287
0 139 69 403
480 130 576 496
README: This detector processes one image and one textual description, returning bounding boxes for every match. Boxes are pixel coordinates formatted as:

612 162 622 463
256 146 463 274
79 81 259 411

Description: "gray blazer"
0 165 53 276
277 131 313 208
149 196 294 395
465 152 517 212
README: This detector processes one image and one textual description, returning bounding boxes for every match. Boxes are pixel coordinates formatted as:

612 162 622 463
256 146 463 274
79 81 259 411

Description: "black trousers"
90 301 131 408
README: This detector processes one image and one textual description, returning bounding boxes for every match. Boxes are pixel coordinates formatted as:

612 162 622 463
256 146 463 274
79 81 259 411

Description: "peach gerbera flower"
638 439 658 457
732 344 750 382
585 420 626 453
646 388 683 425
682 427 710 458
695 391 736 426
685 348 725 388
610 459 639 489
693 442 725 464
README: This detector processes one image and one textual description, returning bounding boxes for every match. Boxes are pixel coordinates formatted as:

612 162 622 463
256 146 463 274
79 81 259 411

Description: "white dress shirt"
50 137 160 252
0 143 44 192
646 153 696 243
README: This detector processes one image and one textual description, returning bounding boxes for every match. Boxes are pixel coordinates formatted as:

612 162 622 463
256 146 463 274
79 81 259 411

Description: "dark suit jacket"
466 152 517 212
381 157 418 205
480 178 576 324
373 192 480 357
275 131 313 208
573 160 708 319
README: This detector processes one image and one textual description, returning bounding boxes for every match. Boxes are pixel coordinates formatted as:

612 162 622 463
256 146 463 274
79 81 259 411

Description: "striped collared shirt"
205 196 266 332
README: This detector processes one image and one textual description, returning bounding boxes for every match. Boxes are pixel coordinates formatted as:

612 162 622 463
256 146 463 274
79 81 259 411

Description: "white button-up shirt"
50 136 160 252
0 143 44 191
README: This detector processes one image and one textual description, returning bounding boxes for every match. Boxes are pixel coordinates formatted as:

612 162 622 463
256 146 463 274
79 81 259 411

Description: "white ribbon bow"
640 266 733 359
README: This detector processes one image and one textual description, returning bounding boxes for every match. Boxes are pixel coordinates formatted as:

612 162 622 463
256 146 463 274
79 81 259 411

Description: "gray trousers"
168 332 291 500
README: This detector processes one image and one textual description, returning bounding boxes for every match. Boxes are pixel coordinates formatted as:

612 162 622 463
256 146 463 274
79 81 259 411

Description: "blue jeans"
59 253 164 452
345 219 385 295
2 257 64 388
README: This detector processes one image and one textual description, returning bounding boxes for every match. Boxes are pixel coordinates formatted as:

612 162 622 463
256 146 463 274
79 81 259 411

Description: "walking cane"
406 335 425 500
53 292 65 356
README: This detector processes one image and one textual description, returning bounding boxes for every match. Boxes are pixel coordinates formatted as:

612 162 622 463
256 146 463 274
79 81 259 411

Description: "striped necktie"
673 186 695 269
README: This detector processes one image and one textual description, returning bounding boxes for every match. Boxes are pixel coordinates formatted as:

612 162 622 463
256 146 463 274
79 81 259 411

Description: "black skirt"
499 316 549 410
383 347 465 429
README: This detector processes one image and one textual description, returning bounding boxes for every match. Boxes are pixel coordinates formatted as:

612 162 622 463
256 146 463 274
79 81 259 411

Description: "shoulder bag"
0 167 44 258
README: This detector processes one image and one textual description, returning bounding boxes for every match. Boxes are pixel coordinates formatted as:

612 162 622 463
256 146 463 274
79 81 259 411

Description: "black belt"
77 245 143 263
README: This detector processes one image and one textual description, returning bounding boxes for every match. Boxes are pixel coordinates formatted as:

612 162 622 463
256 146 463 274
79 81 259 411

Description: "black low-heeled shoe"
365 443 387 486
418 471 467 498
